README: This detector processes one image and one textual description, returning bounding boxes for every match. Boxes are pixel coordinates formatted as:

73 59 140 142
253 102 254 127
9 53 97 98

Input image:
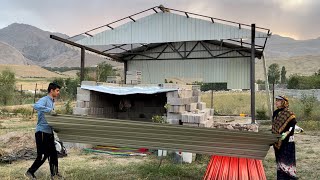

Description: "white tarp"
81 85 177 95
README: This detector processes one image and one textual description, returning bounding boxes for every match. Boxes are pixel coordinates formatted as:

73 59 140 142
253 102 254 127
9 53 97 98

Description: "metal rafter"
102 44 127 52
200 41 214 57
156 44 169 59
186 41 200 58
168 43 184 58
50 35 121 61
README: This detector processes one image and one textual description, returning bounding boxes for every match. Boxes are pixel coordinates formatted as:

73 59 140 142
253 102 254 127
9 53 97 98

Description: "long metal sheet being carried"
47 115 278 160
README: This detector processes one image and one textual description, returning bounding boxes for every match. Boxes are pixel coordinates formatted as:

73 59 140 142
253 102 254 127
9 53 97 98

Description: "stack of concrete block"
181 108 214 128
73 86 91 115
126 70 142 85
166 88 194 125
165 85 215 164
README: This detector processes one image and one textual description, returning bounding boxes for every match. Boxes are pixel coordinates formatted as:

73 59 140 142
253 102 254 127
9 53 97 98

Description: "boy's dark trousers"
28 131 59 176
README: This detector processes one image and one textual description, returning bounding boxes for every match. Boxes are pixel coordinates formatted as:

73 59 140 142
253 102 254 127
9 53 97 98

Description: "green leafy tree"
280 66 287 84
96 62 116 82
287 75 300 89
53 78 80 100
268 63 280 84
76 67 95 81
0 69 16 105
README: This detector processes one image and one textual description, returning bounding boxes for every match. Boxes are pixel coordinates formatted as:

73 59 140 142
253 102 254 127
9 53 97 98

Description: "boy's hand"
50 110 57 116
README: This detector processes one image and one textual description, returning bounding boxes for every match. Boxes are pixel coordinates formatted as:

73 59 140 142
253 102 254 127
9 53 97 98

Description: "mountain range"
0 23 121 68
0 23 319 69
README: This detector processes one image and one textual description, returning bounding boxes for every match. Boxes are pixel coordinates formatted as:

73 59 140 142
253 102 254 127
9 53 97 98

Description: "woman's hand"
281 132 288 140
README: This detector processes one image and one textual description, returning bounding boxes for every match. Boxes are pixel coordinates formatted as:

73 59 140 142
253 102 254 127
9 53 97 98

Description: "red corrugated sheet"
204 155 266 180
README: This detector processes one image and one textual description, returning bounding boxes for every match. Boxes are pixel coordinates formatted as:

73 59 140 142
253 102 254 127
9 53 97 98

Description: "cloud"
1 0 319 39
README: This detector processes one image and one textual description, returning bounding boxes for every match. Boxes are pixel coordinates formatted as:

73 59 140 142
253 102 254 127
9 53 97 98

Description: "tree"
280 66 287 84
287 75 300 89
53 78 80 100
268 63 280 84
76 67 95 81
0 69 16 105
96 62 116 82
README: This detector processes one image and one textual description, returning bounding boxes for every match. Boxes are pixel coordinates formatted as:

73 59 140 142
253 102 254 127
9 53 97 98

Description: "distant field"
0 64 78 91
0 64 64 78
256 55 320 80
15 78 51 91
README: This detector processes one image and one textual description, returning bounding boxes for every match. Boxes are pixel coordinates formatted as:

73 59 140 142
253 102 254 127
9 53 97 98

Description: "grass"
202 91 320 121
1 91 320 179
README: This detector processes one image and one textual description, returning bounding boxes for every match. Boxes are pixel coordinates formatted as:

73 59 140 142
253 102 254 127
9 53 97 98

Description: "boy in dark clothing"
25 83 63 180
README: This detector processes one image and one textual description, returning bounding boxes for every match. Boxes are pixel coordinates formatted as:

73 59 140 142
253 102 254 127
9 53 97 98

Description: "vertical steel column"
124 60 128 84
250 24 256 124
80 48 85 82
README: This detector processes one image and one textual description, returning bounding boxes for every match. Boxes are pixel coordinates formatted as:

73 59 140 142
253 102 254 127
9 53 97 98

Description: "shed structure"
50 5 271 126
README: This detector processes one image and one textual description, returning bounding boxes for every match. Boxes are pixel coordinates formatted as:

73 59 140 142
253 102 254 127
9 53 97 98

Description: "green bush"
256 108 269 120
65 100 73 114
152 115 166 124
12 108 33 117
288 74 320 89
301 94 317 118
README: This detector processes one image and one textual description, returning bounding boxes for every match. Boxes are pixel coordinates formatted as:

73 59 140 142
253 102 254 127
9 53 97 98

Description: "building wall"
126 42 251 89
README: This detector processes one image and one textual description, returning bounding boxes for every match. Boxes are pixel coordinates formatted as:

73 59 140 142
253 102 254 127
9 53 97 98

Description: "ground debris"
0 147 37 164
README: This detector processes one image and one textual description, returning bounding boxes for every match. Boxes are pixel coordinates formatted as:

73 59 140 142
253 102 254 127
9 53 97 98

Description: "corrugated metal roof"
204 155 267 180
81 85 177 95
47 115 279 160
77 12 268 46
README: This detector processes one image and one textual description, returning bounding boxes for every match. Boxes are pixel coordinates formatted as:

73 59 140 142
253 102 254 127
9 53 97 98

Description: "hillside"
255 55 320 81
264 35 320 57
0 64 64 78
0 23 121 67
0 41 29 65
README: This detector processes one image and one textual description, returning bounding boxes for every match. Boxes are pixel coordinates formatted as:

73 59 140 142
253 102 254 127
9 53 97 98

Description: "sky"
0 0 319 40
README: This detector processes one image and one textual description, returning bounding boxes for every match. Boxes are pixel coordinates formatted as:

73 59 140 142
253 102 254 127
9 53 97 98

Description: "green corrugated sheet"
47 115 279 160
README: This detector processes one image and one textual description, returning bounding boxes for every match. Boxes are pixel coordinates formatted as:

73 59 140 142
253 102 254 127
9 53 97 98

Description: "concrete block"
81 81 97 86
173 105 186 113
167 113 181 120
76 101 84 108
178 90 193 98
77 94 90 101
200 108 210 119
167 97 191 105
186 103 197 112
84 101 90 108
199 119 214 128
158 150 167 157
192 89 201 96
193 114 205 123
167 105 174 113
187 114 194 123
209 109 215 116
191 96 201 103
77 87 91 95
73 107 90 115
181 113 189 122
197 102 206 110
166 91 179 98
163 84 192 90
183 123 199 127
207 116 214 121
167 119 180 124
